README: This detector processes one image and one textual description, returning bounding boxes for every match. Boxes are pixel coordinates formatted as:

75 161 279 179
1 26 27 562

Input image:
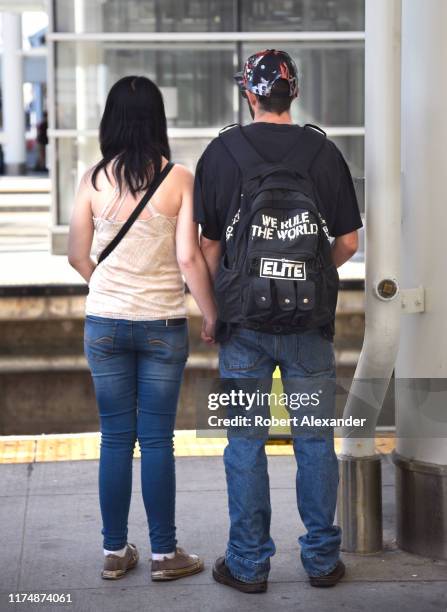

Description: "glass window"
54 0 237 33
241 0 364 32
170 138 216 171
55 42 236 130
53 0 364 33
56 136 99 224
51 0 366 228
241 42 364 127
331 135 364 179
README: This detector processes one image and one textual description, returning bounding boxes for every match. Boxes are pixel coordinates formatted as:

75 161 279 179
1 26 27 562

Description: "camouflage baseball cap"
234 49 299 98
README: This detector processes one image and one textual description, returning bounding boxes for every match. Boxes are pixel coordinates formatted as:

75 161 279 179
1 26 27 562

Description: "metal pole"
1 12 26 175
338 0 401 553
395 0 447 560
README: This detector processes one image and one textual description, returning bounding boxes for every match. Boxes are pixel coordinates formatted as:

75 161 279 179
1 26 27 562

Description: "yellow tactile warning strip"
0 431 396 464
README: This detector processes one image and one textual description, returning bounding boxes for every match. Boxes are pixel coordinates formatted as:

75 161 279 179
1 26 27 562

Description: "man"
194 50 362 592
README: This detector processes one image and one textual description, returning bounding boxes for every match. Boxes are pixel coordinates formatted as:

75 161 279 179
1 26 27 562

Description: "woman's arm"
67 172 96 283
176 167 217 343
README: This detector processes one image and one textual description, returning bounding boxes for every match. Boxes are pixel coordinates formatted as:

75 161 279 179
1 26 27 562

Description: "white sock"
152 551 175 561
104 545 127 557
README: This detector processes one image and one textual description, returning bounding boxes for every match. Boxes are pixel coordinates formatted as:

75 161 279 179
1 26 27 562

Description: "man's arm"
331 230 358 268
200 236 221 280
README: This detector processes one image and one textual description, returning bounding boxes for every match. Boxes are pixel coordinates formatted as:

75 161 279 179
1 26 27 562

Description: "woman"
68 76 216 581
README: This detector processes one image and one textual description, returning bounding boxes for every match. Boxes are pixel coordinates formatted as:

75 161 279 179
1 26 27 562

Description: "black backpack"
215 124 339 337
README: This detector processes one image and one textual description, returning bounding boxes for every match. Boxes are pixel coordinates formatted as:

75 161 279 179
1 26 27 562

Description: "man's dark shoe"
309 560 345 587
212 556 267 594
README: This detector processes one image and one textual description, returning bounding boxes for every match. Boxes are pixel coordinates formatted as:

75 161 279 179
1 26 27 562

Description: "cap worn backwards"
234 49 299 98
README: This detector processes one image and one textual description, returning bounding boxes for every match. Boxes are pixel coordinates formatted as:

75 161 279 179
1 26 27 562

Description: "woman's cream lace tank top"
85 170 186 321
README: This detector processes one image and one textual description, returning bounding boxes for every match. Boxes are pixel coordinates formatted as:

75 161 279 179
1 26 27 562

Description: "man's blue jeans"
219 326 341 582
84 315 188 553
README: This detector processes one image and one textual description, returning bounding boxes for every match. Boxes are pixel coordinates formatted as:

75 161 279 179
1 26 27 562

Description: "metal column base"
393 452 447 559
337 454 382 553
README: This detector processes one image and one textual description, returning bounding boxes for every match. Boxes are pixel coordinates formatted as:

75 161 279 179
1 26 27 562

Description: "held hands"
201 316 216 344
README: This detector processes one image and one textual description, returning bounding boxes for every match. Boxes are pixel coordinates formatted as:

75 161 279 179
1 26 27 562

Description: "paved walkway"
1 454 446 612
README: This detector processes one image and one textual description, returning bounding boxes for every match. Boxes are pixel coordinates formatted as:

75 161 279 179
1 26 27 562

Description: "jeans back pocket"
144 322 189 364
84 317 117 362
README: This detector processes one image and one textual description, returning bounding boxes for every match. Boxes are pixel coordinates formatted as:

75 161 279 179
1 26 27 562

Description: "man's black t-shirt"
194 122 363 244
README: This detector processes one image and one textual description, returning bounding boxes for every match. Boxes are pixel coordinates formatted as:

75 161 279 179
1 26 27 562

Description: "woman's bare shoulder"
75 167 94 196
81 162 114 192
172 163 193 179
171 163 194 188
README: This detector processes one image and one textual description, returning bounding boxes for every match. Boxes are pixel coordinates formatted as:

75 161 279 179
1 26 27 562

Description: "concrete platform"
1 455 446 612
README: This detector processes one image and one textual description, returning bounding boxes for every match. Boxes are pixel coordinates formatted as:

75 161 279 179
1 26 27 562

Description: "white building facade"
3 0 366 252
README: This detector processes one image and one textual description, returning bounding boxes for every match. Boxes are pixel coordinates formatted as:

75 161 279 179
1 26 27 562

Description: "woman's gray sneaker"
101 543 139 580
151 547 204 581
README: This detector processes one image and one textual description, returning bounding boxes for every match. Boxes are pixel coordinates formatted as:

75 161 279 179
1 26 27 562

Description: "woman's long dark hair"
91 76 170 196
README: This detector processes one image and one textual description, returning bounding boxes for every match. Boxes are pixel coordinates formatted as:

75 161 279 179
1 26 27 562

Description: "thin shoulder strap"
110 187 129 221
97 185 119 219
219 124 269 180
97 162 174 265
282 124 327 174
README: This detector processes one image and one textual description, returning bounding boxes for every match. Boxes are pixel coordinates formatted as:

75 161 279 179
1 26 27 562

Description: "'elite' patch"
260 258 306 280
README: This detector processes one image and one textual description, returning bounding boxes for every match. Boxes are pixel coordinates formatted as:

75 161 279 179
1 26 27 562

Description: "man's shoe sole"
309 561 345 588
212 566 267 594
151 559 204 581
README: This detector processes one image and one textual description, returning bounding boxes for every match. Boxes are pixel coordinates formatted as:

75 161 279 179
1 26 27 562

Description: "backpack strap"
219 124 271 181
282 124 327 175
220 123 326 181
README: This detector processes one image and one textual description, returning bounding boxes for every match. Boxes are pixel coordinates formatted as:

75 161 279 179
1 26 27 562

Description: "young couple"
68 50 362 592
